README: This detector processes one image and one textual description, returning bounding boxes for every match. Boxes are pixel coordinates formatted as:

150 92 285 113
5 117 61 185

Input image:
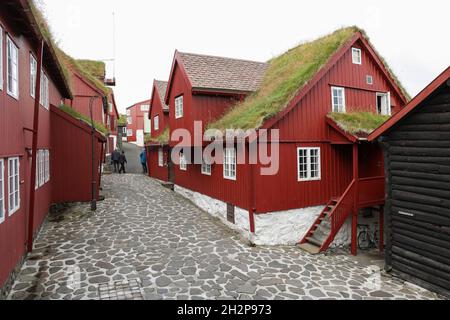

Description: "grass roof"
328 112 390 136
145 128 170 145
76 60 106 79
209 26 409 131
59 104 109 135
118 115 127 126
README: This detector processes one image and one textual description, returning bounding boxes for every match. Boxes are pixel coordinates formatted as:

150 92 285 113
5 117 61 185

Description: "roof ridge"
178 51 268 66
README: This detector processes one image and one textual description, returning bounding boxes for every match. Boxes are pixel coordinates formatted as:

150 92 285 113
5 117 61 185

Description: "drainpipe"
27 40 44 253
89 96 99 211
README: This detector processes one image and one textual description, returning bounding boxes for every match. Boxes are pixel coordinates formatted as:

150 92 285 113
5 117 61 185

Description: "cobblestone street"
8 174 441 300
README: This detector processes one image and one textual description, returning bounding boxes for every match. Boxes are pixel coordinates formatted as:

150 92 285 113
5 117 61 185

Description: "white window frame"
30 54 37 98
6 36 19 99
8 157 20 215
127 117 132 125
377 92 392 116
367 75 373 86
141 104 150 112
331 86 346 113
179 153 187 171
201 158 212 176
39 150 45 187
158 148 164 167
127 129 133 137
297 148 321 182
39 73 49 109
0 159 5 223
44 150 50 183
35 150 39 190
0 26 3 91
175 96 184 119
154 115 159 131
352 47 362 65
109 102 113 113
223 148 237 181
127 110 131 116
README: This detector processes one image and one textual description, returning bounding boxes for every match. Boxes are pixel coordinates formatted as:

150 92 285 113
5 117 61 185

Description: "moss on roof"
328 112 390 136
209 26 409 131
76 60 106 79
59 104 109 135
145 128 170 145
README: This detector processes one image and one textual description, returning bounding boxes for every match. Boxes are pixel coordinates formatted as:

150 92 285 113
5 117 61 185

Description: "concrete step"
306 236 323 247
298 243 321 255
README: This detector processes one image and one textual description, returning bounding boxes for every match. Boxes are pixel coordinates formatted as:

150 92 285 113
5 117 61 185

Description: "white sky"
40 0 448 114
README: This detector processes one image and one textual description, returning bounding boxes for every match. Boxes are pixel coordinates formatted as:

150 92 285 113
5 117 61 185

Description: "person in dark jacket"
119 151 127 174
111 149 121 173
140 149 147 174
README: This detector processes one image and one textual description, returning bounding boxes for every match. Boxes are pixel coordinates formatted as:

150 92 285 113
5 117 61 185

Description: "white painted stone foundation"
174 185 352 247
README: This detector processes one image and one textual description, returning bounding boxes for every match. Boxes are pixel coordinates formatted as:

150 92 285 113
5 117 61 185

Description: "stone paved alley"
8 174 441 300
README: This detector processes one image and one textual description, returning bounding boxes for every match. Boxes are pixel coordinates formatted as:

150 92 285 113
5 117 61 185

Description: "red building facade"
126 99 151 146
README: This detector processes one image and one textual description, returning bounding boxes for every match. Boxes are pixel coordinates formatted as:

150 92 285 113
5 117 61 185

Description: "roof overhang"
368 67 450 141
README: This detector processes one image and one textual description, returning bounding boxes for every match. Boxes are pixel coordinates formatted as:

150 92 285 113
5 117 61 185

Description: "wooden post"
379 205 384 253
27 40 44 253
351 143 359 256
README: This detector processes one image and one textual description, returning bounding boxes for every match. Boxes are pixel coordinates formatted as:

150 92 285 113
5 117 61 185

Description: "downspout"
27 40 44 253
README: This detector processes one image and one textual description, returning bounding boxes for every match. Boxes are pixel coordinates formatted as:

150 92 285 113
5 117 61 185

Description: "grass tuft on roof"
145 128 170 145
118 115 128 126
76 60 106 79
328 112 390 136
59 104 109 135
209 26 409 131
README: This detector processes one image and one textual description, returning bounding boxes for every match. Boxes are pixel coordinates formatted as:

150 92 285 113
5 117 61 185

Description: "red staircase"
299 180 357 254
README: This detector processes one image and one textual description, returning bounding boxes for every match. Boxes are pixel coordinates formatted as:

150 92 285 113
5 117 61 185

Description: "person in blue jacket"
140 148 148 174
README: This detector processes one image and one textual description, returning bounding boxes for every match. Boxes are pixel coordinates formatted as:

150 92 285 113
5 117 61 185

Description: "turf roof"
209 26 409 131
76 60 106 80
59 105 109 135
145 128 170 145
328 112 390 137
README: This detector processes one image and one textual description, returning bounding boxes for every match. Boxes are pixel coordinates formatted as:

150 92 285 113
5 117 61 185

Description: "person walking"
111 149 120 173
140 148 148 174
119 151 128 174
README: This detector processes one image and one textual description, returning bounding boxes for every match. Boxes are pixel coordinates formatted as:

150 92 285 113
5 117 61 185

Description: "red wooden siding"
50 106 105 203
150 89 169 138
127 99 151 143
147 146 170 182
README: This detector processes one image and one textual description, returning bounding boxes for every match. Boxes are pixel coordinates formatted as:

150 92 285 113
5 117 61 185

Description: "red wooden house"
146 80 171 182
166 28 409 254
106 91 120 155
126 99 151 146
0 0 106 296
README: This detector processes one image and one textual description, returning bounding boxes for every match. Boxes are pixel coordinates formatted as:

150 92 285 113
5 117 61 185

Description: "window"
0 159 4 223
109 102 113 113
127 129 133 137
35 150 39 190
8 158 20 215
141 104 150 112
44 150 50 183
377 92 392 116
223 148 236 180
0 26 3 90
39 150 45 187
144 113 151 134
352 48 362 65
127 110 131 116
158 148 164 167
30 54 37 98
7 36 19 99
175 96 184 119
39 73 49 109
298 148 321 182
154 115 159 131
367 75 373 85
127 117 132 125
179 153 187 171
331 87 346 113
201 158 212 176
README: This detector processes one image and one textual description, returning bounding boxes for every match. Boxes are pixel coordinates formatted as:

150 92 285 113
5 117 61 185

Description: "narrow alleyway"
8 175 440 300
120 142 144 174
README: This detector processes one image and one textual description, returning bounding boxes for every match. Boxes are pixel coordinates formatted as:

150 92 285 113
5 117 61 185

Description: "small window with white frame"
30 54 37 98
8 157 20 215
6 36 19 99
179 152 187 171
223 148 237 180
141 104 150 112
158 148 164 167
367 75 373 85
331 87 346 113
352 47 362 65
154 115 159 131
127 129 133 137
175 96 184 119
39 73 49 109
127 109 131 116
201 157 212 176
0 159 5 223
44 150 50 183
127 117 132 125
298 148 321 182
0 26 3 91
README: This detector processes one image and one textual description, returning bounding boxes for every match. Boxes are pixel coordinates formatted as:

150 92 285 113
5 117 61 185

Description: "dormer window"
154 115 159 131
352 48 362 65
175 96 184 119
